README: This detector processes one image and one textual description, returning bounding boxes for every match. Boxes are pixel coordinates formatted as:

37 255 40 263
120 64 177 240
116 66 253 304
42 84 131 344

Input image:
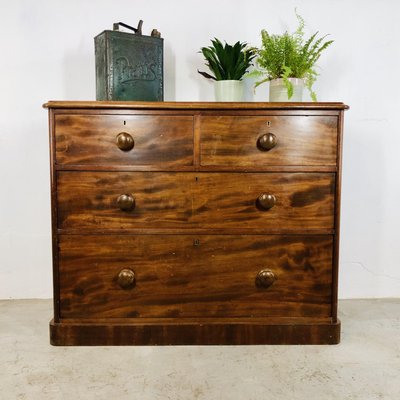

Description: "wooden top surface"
43 101 349 110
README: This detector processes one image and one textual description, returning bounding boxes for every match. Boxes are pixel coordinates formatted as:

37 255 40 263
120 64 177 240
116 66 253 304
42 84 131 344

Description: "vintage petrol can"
94 21 163 101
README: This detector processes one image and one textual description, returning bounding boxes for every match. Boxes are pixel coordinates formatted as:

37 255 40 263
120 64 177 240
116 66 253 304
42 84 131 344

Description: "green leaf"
197 70 217 80
250 9 334 99
282 65 294 98
254 77 270 88
199 38 257 81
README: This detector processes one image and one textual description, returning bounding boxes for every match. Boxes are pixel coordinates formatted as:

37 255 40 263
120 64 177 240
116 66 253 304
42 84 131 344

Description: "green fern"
198 38 257 81
250 11 333 101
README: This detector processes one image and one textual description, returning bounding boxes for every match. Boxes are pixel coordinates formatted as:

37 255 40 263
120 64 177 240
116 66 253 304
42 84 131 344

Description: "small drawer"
58 235 333 319
57 172 335 231
200 115 337 167
54 114 194 166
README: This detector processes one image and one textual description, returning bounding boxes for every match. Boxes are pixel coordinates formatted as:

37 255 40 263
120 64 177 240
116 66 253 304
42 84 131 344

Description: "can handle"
113 20 143 35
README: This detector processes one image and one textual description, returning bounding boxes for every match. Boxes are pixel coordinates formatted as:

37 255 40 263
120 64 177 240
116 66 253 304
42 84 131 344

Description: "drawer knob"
117 194 136 211
117 269 136 289
116 132 134 151
257 132 277 151
255 269 276 289
256 193 276 210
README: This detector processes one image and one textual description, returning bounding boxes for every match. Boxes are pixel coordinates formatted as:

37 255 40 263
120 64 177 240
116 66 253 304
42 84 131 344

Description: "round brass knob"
256 193 276 210
116 132 134 151
117 194 135 211
257 132 277 151
117 268 136 289
255 269 276 289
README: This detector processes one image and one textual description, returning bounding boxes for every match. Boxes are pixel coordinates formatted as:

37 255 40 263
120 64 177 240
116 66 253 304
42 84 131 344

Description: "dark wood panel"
50 318 341 345
57 172 335 231
200 115 337 166
57 228 335 235
58 235 333 319
55 114 193 166
191 172 334 229
48 110 61 322
59 316 334 324
57 171 194 230
331 110 345 320
55 164 337 172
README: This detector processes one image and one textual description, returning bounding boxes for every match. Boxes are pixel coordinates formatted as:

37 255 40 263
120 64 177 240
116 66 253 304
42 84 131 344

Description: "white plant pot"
214 80 244 102
269 78 304 102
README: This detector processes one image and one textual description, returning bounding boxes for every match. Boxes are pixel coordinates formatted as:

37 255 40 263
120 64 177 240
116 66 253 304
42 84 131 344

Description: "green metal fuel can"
94 20 163 101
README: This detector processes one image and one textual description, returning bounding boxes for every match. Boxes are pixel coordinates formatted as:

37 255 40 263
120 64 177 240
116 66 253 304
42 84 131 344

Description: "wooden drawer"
54 114 194 166
59 235 333 319
200 115 337 167
57 171 335 231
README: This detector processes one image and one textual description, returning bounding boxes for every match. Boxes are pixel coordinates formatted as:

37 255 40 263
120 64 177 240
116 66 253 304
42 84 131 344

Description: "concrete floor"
0 299 399 399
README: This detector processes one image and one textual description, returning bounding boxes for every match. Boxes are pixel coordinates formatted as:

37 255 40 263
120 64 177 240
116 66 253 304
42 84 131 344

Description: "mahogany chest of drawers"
45 101 348 345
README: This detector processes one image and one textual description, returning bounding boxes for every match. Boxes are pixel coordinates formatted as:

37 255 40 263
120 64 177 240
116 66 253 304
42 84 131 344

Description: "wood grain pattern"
48 110 61 322
57 172 335 231
55 114 193 166
54 164 337 173
200 115 337 166
45 102 348 346
50 318 341 345
58 235 333 319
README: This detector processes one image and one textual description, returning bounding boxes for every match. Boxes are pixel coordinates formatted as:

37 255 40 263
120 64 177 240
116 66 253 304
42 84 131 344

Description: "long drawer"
55 114 194 166
59 235 333 319
200 115 337 166
57 172 335 231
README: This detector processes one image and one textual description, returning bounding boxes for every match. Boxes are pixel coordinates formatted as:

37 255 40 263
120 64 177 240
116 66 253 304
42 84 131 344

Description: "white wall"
1 0 399 299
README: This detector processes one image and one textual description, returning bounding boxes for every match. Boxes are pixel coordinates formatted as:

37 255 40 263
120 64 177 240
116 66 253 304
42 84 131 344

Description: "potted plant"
198 38 256 101
250 12 334 101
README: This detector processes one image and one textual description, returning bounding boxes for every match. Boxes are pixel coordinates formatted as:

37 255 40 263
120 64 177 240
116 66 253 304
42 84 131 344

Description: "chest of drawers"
45 101 348 345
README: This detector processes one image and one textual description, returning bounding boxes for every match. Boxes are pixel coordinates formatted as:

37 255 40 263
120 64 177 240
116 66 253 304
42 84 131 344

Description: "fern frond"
282 65 294 98
251 10 333 99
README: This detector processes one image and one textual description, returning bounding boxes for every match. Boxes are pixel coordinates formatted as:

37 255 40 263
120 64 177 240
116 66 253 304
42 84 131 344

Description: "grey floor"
1 299 399 399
